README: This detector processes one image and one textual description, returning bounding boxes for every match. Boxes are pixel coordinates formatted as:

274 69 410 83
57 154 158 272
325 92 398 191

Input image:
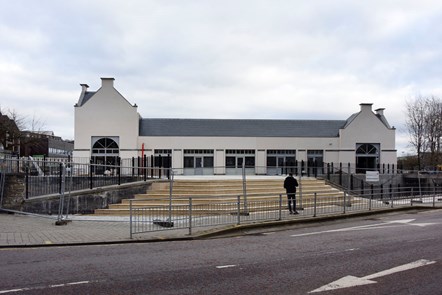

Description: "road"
0 209 441 294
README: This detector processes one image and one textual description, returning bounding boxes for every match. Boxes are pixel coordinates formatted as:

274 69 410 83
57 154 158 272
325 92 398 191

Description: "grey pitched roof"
79 91 96 106
139 118 347 137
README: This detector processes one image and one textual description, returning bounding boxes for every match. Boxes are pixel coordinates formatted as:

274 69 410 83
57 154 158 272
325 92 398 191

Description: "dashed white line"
216 264 237 269
0 288 29 294
0 281 93 294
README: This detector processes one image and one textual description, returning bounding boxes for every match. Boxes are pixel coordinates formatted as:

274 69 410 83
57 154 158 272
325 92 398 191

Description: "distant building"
0 111 20 157
74 78 397 175
20 131 73 158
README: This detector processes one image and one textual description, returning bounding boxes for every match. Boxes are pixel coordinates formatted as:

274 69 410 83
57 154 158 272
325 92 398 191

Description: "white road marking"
0 288 30 294
0 281 93 294
291 219 437 237
216 265 237 269
66 281 90 285
309 259 436 293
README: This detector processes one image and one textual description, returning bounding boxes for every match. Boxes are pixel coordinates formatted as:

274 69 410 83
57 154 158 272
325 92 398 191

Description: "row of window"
184 149 214 154
92 149 119 154
267 150 296 155
49 148 72 156
182 156 302 169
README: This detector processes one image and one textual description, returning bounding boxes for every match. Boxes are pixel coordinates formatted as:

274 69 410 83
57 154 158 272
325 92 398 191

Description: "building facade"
74 78 397 175
20 131 73 158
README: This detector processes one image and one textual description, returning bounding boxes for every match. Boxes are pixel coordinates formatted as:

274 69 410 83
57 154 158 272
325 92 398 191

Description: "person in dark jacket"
284 173 299 214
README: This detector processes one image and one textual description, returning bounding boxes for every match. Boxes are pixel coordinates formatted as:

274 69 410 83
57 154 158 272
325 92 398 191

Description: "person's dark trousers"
287 193 297 213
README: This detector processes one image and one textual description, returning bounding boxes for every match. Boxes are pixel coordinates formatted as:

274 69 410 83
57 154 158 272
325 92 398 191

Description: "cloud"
2 0 442 154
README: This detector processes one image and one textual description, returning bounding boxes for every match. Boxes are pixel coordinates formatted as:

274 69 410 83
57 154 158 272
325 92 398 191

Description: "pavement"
1 202 441 248
0 212 208 247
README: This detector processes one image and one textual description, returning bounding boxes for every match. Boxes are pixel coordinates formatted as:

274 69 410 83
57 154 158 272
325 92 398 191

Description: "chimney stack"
80 83 89 94
360 103 373 113
77 83 90 106
101 77 115 88
375 108 385 116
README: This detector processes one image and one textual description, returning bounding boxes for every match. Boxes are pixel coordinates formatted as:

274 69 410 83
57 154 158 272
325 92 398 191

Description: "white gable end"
74 78 139 159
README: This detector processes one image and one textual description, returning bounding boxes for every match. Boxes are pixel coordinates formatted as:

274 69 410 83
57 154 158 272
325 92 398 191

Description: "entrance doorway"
91 137 119 175
355 143 379 173
183 149 214 175
266 150 296 175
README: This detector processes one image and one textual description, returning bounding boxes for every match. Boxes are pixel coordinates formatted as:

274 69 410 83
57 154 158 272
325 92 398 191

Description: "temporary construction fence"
129 186 442 238
0 157 171 199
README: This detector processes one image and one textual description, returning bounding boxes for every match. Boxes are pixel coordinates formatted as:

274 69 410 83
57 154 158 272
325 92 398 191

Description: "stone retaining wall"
1 174 162 214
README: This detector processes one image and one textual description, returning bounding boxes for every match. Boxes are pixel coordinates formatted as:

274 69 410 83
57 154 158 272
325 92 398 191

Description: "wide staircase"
94 178 348 216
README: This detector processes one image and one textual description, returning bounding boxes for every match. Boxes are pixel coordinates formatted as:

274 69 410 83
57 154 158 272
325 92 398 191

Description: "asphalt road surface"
1 208 441 294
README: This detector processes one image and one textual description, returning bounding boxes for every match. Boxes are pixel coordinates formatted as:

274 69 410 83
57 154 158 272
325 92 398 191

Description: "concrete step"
121 192 345 205
94 178 347 216
135 187 340 198
95 197 354 216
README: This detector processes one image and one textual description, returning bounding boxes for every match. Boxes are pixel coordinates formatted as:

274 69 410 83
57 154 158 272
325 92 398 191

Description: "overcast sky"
2 0 442 155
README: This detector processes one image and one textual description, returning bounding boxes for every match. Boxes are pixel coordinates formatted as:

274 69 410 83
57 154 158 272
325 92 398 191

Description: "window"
184 157 194 168
92 138 119 154
226 157 236 168
203 157 214 167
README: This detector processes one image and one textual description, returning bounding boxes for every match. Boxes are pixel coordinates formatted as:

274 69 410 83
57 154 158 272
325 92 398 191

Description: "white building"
74 78 397 175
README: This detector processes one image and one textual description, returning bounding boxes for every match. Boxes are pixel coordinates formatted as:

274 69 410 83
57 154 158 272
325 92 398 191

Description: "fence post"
132 157 135 177
433 187 436 208
390 191 393 208
313 192 317 217
57 163 66 224
167 154 171 180
159 155 162 179
89 159 93 189
343 192 346 214
369 193 372 211
350 174 354 191
189 197 192 236
237 195 241 225
59 163 63 194
339 162 342 186
361 179 364 195
143 155 147 181
129 200 133 239
150 155 154 179
25 166 29 199
117 157 121 185
278 194 282 220
327 163 330 181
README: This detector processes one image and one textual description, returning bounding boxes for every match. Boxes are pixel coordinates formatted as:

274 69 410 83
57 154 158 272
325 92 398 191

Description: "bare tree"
406 96 442 169
1 107 22 149
0 106 47 156
424 97 442 165
405 97 427 169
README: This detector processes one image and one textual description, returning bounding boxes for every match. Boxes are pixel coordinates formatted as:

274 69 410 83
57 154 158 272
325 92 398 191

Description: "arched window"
355 143 379 173
356 143 378 155
91 137 119 175
92 138 119 154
